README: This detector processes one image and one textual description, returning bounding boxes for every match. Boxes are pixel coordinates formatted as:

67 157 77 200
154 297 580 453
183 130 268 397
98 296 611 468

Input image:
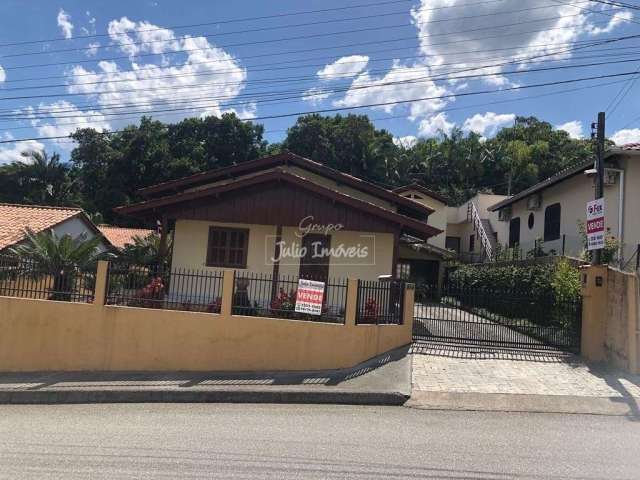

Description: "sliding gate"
412 283 582 352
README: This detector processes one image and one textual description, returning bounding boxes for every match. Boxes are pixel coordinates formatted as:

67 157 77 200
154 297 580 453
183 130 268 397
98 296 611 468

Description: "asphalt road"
0 404 638 479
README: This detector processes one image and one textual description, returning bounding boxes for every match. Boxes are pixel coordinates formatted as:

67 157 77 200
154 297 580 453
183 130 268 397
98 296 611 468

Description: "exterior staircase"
466 201 494 261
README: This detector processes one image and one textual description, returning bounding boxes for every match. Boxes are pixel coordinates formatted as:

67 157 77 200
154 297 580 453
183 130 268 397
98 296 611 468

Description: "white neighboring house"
488 144 640 267
394 185 509 263
0 203 111 254
444 193 509 263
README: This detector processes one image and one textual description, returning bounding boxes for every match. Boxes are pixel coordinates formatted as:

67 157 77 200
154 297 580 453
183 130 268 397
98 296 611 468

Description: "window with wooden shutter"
544 203 561 241
206 227 249 268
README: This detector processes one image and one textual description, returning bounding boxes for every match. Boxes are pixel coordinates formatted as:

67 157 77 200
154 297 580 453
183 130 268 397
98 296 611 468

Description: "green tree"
9 229 112 301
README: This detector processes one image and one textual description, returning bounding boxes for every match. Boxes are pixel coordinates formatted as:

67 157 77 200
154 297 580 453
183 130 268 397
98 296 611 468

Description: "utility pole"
591 111 606 265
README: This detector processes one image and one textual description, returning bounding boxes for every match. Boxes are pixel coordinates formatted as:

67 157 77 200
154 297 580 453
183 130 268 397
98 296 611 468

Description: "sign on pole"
586 198 605 251
295 279 325 316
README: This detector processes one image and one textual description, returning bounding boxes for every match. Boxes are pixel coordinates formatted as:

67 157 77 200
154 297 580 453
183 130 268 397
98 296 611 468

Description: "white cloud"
410 1 631 85
393 135 418 148
108 17 179 59
611 128 640 145
317 55 370 80
333 61 450 119
85 42 100 57
63 17 247 125
302 87 332 105
0 133 44 165
418 113 455 137
586 10 633 35
556 120 583 139
23 101 111 150
462 112 515 137
57 9 74 39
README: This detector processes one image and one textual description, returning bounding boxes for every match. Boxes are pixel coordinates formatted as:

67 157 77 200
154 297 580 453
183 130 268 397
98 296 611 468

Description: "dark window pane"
544 203 561 241
509 217 521 247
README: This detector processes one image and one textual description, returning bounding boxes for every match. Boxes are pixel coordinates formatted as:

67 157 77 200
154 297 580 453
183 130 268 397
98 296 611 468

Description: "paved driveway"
412 340 640 399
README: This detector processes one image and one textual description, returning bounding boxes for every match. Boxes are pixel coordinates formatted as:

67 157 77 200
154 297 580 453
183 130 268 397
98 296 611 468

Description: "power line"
0 33 631 106
3 29 630 84
0 1 598 60
3 69 640 144
4 39 637 94
0 0 507 48
1 75 634 135
1 40 632 121
0 12 596 71
4 33 632 86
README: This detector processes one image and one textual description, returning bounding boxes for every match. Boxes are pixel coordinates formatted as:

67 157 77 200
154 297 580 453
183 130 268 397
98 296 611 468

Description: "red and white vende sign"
586 198 605 251
295 279 325 316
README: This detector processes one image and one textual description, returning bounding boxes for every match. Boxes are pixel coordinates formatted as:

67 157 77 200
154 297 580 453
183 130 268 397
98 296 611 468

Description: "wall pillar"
403 283 415 327
345 278 358 327
221 270 235 317
93 260 109 307
580 265 608 361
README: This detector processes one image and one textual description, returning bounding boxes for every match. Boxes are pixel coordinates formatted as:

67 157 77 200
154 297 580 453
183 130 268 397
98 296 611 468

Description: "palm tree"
119 232 172 268
9 229 112 301
17 150 73 205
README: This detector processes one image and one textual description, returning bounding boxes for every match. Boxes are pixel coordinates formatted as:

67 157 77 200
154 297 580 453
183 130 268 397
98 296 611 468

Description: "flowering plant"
271 288 296 317
361 297 379 324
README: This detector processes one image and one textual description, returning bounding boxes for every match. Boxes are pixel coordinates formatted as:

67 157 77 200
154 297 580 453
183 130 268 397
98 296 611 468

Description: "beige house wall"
444 193 509 254
172 219 394 281
507 172 621 257
619 156 640 262
396 189 446 249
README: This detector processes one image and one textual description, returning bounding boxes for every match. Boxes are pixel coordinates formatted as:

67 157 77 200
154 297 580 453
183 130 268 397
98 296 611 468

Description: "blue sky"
1 0 639 163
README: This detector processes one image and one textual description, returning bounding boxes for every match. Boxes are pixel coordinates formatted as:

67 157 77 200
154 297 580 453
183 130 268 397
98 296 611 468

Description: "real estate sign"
295 279 325 316
586 198 605 251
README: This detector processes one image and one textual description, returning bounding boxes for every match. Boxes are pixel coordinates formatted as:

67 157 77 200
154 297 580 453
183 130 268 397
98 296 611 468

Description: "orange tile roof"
97 225 154 249
0 203 84 251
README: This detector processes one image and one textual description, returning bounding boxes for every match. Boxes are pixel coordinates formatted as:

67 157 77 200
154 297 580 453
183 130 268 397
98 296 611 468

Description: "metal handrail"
469 201 493 261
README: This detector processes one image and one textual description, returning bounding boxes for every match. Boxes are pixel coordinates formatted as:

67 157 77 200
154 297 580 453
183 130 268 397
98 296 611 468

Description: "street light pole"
593 111 605 265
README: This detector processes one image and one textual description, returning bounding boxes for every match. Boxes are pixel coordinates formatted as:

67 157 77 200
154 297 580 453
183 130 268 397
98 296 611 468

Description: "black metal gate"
413 283 582 353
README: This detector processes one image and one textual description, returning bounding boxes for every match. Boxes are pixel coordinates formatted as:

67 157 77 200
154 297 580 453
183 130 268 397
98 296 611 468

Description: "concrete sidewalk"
408 341 640 417
0 347 412 406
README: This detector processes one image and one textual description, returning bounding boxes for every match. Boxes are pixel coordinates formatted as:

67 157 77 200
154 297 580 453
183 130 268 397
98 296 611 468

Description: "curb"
406 390 640 416
0 389 409 406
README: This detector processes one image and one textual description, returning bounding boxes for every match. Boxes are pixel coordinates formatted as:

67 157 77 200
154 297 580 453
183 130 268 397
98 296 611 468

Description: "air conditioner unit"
527 194 542 211
498 207 512 222
604 169 618 186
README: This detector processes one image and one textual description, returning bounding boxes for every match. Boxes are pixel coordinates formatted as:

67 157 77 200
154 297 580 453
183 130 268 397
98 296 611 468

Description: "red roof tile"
0 203 83 251
97 225 154 249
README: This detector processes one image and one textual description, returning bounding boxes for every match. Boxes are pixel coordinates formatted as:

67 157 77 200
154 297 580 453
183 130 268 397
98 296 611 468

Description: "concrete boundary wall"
581 265 639 374
0 263 413 372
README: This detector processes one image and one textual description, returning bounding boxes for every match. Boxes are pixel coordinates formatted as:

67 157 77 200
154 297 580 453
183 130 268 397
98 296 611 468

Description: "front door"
299 234 331 281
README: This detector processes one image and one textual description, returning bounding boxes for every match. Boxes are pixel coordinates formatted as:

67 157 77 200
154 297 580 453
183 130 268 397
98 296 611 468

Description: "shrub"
270 288 296 318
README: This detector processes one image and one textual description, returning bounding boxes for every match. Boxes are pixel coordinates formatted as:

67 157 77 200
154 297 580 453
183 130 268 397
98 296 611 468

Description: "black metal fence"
106 262 224 312
0 254 96 303
232 272 348 323
413 283 582 352
355 279 405 325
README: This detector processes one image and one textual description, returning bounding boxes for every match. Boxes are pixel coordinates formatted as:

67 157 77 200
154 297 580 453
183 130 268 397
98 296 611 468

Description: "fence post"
221 270 234 317
562 234 566 256
403 283 415 328
93 260 109 306
345 278 359 326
